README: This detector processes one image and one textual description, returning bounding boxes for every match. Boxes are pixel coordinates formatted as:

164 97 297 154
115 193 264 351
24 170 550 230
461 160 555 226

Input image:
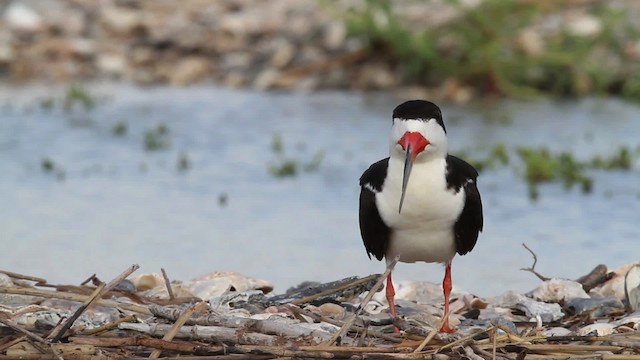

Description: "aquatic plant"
112 121 128 136
338 0 640 100
64 84 96 111
144 123 170 151
460 144 636 200
268 133 324 178
177 151 190 172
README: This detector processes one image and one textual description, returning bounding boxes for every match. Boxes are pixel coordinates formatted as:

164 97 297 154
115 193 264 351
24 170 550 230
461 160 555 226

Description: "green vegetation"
177 151 190 172
461 144 637 200
64 84 96 111
112 121 128 136
144 123 170 151
268 133 325 178
339 0 640 100
40 157 65 181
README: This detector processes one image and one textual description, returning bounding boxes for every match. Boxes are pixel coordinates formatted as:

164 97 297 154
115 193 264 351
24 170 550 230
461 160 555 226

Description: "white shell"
528 279 589 303
577 323 615 336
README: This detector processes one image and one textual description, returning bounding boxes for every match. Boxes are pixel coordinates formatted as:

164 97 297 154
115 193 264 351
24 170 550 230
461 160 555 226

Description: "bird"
358 100 483 333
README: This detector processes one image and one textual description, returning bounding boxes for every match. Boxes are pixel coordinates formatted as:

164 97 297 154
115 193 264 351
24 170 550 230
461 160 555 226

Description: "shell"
577 323 615 336
543 327 572 337
528 278 589 303
592 262 640 300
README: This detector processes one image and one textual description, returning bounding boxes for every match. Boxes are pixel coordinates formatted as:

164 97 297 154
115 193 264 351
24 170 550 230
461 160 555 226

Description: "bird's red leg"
440 263 455 333
386 272 400 333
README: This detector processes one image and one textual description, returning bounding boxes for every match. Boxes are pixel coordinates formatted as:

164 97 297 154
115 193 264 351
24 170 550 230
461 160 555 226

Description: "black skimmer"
358 100 483 333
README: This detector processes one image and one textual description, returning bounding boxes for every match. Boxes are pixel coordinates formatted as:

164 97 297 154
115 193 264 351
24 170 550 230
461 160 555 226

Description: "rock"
566 13 602 37
318 303 346 319
131 273 164 291
564 297 624 317
169 56 212 86
270 39 295 69
492 291 564 323
253 68 279 90
516 29 545 56
100 6 143 35
0 273 13 286
528 279 590 303
68 38 96 57
96 53 127 76
323 22 346 50
4 2 44 32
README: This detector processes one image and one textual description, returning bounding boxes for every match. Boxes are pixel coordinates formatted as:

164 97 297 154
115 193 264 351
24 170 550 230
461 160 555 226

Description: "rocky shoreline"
3 0 639 102
1 0 385 90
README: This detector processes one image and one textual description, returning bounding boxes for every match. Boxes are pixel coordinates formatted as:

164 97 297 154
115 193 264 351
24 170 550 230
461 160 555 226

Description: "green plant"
267 133 324 178
64 84 96 111
112 121 128 136
337 0 640 100
144 123 170 151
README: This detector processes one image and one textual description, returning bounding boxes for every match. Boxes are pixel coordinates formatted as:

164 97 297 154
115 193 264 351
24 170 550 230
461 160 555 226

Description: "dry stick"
0 317 48 345
79 273 97 286
431 325 496 354
80 314 138 335
161 268 175 301
287 304 401 343
323 255 400 346
0 335 28 353
290 274 379 305
492 327 497 360
148 301 209 358
0 269 47 284
519 243 550 281
50 264 140 342
413 315 450 353
0 286 151 314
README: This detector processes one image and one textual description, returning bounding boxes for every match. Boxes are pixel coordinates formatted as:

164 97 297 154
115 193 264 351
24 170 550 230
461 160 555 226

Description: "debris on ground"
2 257 640 359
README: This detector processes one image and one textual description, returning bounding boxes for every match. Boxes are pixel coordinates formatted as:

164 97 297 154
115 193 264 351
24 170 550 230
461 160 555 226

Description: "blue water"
1 83 638 296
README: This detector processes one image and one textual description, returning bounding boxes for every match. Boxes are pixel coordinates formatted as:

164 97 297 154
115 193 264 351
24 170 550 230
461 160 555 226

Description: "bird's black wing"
446 155 483 256
358 158 391 261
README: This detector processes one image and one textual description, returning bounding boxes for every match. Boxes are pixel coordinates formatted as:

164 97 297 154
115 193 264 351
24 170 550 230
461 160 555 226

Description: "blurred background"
0 0 638 296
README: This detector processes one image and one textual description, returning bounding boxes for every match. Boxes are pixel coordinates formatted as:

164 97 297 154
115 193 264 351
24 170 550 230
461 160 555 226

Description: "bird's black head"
392 100 446 134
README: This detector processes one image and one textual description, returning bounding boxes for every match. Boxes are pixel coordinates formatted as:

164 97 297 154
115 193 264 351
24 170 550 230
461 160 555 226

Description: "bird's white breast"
376 157 465 264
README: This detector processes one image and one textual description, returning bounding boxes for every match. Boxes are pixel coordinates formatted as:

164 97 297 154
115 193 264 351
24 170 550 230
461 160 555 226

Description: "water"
1 83 638 296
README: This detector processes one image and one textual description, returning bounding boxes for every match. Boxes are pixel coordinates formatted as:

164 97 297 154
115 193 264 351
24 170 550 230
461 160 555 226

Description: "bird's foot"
439 322 455 334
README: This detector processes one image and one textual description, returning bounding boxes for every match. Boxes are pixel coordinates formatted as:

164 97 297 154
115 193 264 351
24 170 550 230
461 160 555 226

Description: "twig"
519 243 550 281
80 314 138 335
287 304 401 342
149 302 209 358
49 264 140 342
79 274 97 286
290 274 378 305
0 316 49 345
0 286 151 314
0 270 47 285
161 268 175 301
576 264 612 292
323 255 399 346
413 314 449 353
